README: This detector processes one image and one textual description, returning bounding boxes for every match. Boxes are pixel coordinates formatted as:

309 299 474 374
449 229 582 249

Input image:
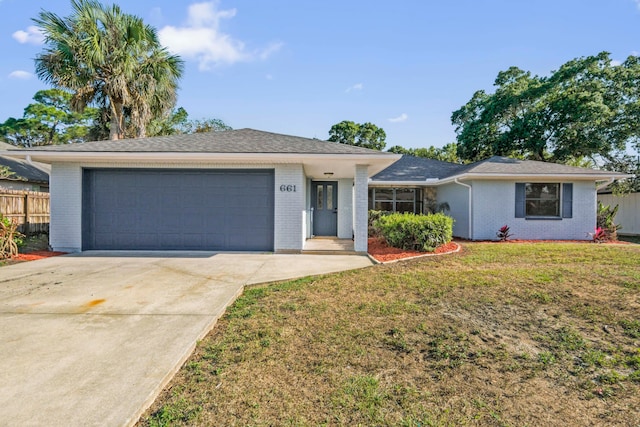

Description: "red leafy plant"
496 224 513 241
588 226 607 243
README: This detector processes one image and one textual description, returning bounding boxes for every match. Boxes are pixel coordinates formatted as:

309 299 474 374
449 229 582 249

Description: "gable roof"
0 141 50 184
14 128 388 155
370 155 630 185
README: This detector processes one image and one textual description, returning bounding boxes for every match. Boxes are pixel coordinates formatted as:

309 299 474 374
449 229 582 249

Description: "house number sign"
279 184 297 192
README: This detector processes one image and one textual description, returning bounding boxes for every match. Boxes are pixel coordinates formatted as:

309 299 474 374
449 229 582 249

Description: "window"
526 183 560 217
515 183 573 219
369 188 421 213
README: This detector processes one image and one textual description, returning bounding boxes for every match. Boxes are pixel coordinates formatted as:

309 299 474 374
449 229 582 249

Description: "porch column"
354 164 369 252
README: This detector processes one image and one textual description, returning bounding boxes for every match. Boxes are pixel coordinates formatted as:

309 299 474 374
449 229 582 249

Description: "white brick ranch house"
1 129 629 251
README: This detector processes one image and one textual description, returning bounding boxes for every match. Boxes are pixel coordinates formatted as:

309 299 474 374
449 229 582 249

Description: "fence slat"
0 189 50 234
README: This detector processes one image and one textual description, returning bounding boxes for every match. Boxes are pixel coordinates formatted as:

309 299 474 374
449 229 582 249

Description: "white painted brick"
472 180 596 240
437 183 470 239
50 163 82 252
354 165 368 252
274 164 305 251
337 179 353 239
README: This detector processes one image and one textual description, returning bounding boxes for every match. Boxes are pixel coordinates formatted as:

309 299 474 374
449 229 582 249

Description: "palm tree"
34 0 183 140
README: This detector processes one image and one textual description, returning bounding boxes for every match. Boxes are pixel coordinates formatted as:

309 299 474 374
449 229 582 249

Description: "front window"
369 188 421 213
525 183 560 217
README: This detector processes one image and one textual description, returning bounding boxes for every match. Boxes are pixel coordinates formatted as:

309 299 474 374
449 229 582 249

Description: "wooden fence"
0 189 50 235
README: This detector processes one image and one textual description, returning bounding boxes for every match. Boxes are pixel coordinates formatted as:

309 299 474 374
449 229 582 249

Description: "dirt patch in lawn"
368 237 460 262
139 242 640 426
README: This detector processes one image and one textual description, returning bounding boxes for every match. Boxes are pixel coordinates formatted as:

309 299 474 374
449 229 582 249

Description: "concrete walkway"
0 252 373 427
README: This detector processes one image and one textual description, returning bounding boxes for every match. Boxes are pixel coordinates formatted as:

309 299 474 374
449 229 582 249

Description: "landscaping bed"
368 237 460 262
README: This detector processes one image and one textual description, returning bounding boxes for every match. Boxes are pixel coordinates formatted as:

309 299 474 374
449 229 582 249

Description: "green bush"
368 210 391 237
374 212 453 252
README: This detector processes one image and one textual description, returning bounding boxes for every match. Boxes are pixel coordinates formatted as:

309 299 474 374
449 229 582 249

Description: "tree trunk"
109 101 124 141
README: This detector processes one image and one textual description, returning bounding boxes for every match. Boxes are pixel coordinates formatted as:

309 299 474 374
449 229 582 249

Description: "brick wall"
50 163 82 252
354 165 368 252
472 180 596 240
337 178 353 239
274 164 305 251
437 182 470 239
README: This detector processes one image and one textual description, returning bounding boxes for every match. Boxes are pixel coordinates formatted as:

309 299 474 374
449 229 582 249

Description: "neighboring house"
0 141 50 192
1 129 399 253
370 155 629 241
598 191 640 236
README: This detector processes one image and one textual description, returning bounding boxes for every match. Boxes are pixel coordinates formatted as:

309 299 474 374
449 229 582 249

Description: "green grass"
138 242 640 426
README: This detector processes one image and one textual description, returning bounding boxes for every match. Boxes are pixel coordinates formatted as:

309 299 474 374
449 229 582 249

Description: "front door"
312 181 338 236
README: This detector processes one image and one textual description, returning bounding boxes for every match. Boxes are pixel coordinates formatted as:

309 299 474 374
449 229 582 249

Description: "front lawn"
139 242 640 426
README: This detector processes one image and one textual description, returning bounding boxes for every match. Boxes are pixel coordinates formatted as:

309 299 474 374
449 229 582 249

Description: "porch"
302 237 359 254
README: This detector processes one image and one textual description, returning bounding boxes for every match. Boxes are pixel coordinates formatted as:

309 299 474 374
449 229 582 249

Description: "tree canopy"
0 89 97 147
451 52 640 167
387 142 462 163
34 0 184 140
328 120 387 151
147 108 232 136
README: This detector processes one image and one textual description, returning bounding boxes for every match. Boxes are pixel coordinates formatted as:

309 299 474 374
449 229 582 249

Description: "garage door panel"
83 169 274 251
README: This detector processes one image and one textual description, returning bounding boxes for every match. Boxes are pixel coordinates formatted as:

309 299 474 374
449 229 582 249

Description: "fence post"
24 193 30 236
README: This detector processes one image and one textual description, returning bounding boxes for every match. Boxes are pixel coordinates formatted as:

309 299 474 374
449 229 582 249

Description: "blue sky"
1 0 640 149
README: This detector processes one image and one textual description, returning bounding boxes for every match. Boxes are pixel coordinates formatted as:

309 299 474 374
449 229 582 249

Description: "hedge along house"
370 155 630 240
2 129 399 253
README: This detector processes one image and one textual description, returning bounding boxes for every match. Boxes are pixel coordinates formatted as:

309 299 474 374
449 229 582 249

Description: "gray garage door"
82 169 274 251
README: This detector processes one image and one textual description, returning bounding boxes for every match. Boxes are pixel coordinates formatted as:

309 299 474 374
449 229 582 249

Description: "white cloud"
158 1 282 70
388 113 408 123
8 70 33 80
345 83 363 93
611 59 623 66
12 26 45 45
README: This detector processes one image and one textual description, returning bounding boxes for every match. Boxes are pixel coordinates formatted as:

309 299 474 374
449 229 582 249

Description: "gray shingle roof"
371 155 627 182
0 142 50 184
458 156 624 176
18 128 390 155
371 155 466 181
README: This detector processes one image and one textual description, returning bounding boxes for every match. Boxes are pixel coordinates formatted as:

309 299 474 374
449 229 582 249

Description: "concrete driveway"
0 251 373 427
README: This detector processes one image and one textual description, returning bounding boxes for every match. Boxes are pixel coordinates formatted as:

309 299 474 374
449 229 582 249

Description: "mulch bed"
11 251 67 262
368 237 460 263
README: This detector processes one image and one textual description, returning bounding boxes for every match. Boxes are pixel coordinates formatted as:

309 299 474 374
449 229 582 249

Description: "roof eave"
369 179 441 186
438 172 633 183
0 151 400 163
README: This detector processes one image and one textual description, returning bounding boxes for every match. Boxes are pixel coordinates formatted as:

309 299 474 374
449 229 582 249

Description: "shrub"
368 210 391 237
0 214 24 259
496 224 513 241
374 212 453 252
597 202 621 241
